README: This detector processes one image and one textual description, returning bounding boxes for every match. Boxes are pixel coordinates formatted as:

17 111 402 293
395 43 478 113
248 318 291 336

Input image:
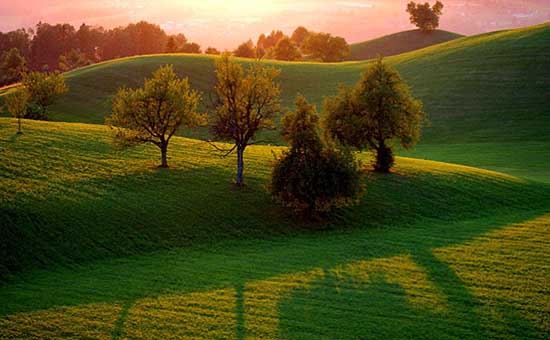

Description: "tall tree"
4 88 30 134
210 53 281 186
324 58 426 172
22 71 68 118
406 1 444 32
290 26 309 47
30 23 77 70
0 48 27 85
270 95 364 217
108 65 203 168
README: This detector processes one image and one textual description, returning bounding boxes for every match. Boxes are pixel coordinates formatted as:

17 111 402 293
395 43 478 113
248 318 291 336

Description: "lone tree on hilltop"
406 1 444 32
107 65 204 168
4 88 30 134
210 53 281 186
270 95 364 217
22 71 68 119
324 58 426 172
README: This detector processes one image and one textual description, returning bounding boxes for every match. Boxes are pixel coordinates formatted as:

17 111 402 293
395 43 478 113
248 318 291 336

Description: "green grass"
2 24 548 181
1 23 549 339
348 29 463 61
0 119 549 338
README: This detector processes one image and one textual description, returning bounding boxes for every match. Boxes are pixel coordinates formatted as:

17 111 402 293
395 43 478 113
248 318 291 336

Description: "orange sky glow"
1 0 549 49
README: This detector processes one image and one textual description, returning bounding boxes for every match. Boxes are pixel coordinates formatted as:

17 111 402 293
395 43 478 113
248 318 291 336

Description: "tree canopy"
324 58 426 172
270 95 364 216
108 65 204 168
406 1 444 32
22 71 68 118
210 53 281 186
233 40 257 59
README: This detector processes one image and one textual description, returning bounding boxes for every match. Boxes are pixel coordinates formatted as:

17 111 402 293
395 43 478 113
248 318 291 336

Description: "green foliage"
58 49 89 71
271 37 302 61
211 53 281 185
107 65 203 167
407 1 444 32
205 47 220 55
324 58 425 172
303 32 350 62
0 48 27 86
233 40 257 59
3 88 30 133
22 71 68 119
270 95 364 216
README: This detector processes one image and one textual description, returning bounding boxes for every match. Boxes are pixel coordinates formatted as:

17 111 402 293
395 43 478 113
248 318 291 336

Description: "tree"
303 32 350 62
406 1 444 32
180 42 201 54
291 26 309 47
4 88 30 134
0 48 27 85
165 36 178 53
108 65 203 168
324 58 426 172
22 71 68 118
205 47 220 55
233 40 256 59
58 49 89 71
271 37 302 61
270 95 364 217
210 53 281 186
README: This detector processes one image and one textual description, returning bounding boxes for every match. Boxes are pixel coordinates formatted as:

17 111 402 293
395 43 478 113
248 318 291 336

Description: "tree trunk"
374 141 394 173
236 144 245 186
17 117 22 134
160 142 169 168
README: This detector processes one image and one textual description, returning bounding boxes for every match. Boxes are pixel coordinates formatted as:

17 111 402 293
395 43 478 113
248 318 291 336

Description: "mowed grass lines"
1 215 548 339
0 118 549 338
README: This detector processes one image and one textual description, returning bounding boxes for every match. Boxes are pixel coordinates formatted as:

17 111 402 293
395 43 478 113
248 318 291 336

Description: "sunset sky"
1 0 549 49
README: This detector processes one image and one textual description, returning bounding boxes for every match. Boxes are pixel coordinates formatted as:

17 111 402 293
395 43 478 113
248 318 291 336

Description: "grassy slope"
2 24 548 181
348 29 463 61
0 119 549 339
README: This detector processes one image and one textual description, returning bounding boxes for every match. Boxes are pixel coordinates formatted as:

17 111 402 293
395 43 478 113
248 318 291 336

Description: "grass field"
348 29 463 61
2 24 548 181
1 23 549 339
0 119 549 338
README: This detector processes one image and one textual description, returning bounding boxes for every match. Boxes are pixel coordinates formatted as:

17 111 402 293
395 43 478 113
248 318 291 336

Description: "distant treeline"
234 27 350 62
0 21 350 87
0 21 203 86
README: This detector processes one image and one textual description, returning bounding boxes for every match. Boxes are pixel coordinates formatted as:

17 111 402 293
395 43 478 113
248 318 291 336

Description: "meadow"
0 23 549 339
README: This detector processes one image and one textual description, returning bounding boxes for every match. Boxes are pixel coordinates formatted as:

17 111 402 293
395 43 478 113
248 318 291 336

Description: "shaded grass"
348 29 463 61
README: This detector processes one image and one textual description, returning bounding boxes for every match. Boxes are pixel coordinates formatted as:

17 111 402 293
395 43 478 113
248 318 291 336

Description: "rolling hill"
348 29 464 61
0 118 549 339
2 23 548 181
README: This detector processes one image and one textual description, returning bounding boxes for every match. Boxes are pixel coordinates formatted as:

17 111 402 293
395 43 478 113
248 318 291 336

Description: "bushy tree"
210 53 281 186
291 26 309 47
180 42 202 54
272 37 301 61
324 58 425 172
205 47 220 55
58 49 89 71
303 32 350 62
22 71 68 118
406 1 444 32
3 88 30 134
270 95 364 217
0 48 27 85
107 65 203 168
165 36 178 53
233 40 256 58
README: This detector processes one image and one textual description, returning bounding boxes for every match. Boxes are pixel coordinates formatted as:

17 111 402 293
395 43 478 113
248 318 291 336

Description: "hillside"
348 29 463 61
2 24 548 181
1 119 549 338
